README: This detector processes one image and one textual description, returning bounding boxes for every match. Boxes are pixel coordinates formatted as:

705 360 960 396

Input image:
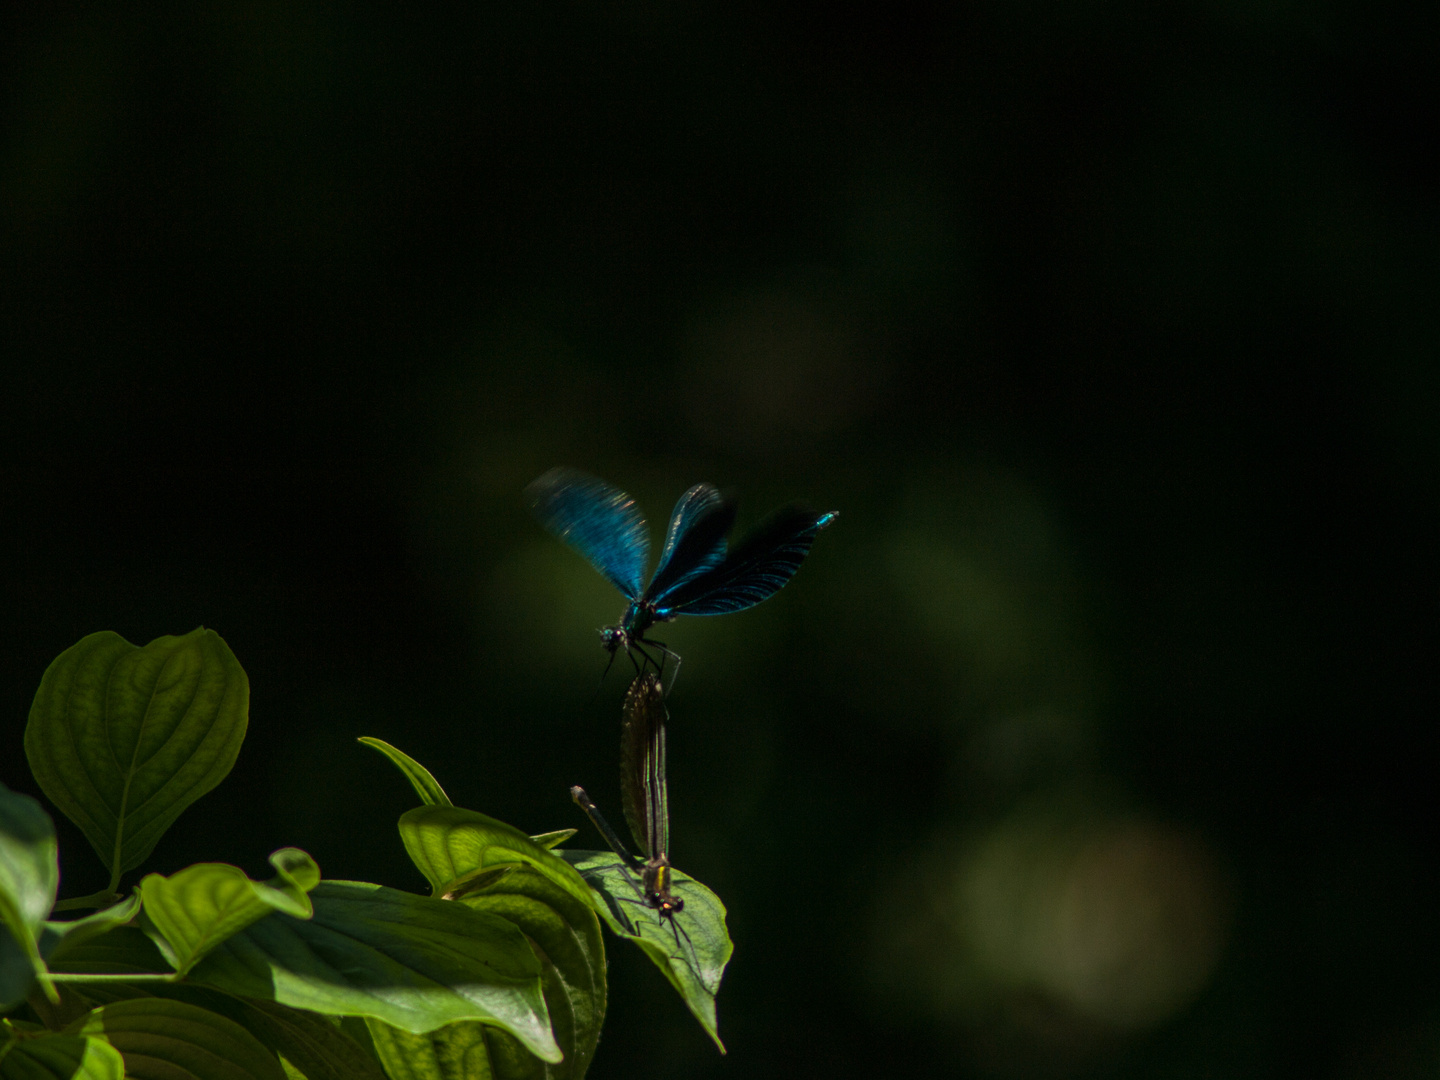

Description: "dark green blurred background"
2 1 1437 1076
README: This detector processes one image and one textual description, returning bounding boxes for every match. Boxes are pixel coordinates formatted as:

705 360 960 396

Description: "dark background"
3 1 1437 1076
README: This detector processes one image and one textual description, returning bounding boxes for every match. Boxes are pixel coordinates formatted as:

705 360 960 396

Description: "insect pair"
534 468 835 958
571 673 692 959
527 467 838 683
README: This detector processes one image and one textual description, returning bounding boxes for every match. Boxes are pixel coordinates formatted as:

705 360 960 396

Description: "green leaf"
365 1017 558 1080
230 999 387 1080
527 831 577 852
0 1030 124 1080
56 983 386 1080
42 926 169 976
560 850 732 1053
25 900 146 1025
357 739 452 807
396 807 593 909
40 895 142 964
71 997 285 1080
439 866 515 901
397 806 607 1078
188 881 559 1062
453 870 602 1080
2 931 33 1013
22 986 100 1035
138 849 320 975
0 782 60 1007
24 629 250 883
0 785 58 939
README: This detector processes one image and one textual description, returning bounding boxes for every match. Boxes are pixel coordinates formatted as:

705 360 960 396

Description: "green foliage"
24 629 249 886
560 850 732 1052
396 805 608 1078
0 938 32 1016
398 806 594 906
188 881 560 1060
221 999 389 1080
137 849 320 976
357 739 452 808
42 927 168 977
0 784 60 1008
52 985 386 1080
526 830 578 852
0 1027 125 1080
366 1018 553 1080
73 997 287 1080
3 629 733 1079
39 898 142 967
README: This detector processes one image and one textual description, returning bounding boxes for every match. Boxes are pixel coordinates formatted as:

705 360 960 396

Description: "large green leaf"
24 629 249 881
397 806 606 1078
559 850 732 1052
357 739 452 807
188 881 559 1063
42 926 169 976
58 983 386 1080
231 998 387 1080
138 849 320 975
71 997 285 1080
0 1030 124 1080
0 783 60 1007
365 1017 558 1080
454 868 603 1080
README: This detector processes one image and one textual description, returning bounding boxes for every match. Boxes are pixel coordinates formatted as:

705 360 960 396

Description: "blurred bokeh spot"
873 795 1231 1073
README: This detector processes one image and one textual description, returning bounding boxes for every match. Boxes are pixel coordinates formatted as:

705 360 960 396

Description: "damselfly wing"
528 467 836 675
572 673 684 927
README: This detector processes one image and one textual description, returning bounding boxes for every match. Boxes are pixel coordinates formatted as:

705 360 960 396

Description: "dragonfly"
527 467 837 677
572 672 686 938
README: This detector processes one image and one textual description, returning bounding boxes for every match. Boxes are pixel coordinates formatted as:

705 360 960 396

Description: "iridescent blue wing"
643 484 736 604
656 484 727 577
656 508 837 617
526 468 649 600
